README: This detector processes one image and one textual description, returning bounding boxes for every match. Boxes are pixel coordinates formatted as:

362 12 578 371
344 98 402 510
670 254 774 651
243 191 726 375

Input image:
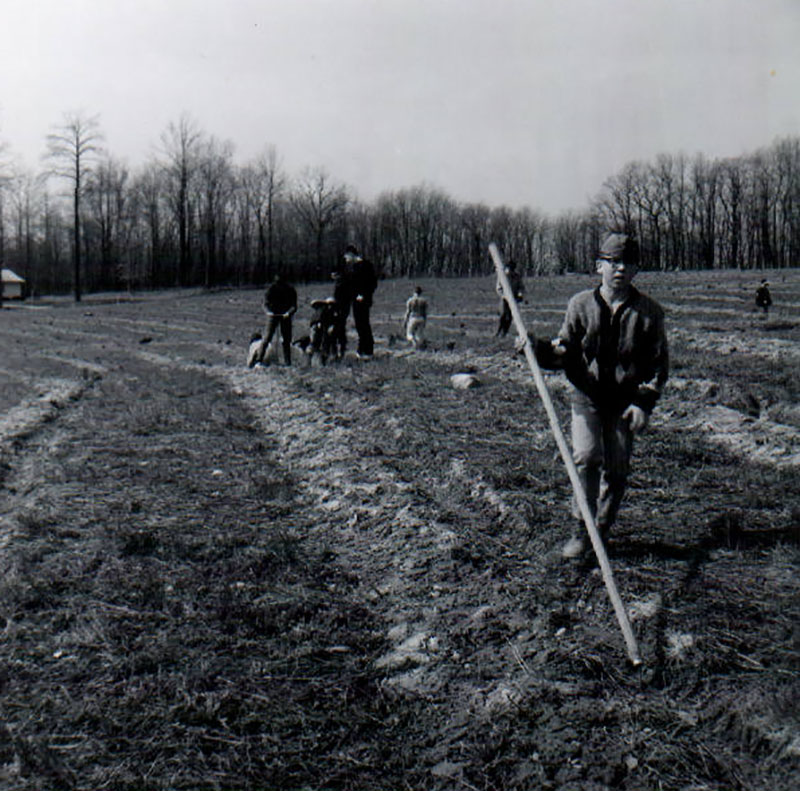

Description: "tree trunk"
73 184 82 302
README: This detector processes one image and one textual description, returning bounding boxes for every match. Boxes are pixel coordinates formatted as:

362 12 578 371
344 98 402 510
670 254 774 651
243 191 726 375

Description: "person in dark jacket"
496 259 525 336
755 279 772 314
344 244 378 358
254 272 297 366
528 232 669 559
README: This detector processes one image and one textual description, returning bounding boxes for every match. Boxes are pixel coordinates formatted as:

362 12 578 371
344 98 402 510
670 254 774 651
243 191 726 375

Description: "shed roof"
2 269 25 283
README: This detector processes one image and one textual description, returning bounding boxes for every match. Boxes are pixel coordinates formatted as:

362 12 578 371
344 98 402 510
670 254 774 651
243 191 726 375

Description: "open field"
0 267 798 790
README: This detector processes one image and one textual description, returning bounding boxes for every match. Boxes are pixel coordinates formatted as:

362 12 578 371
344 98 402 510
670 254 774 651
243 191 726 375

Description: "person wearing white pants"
403 286 428 349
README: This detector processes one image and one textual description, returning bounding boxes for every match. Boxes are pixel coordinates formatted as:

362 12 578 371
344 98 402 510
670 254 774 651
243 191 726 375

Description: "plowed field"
0 269 798 790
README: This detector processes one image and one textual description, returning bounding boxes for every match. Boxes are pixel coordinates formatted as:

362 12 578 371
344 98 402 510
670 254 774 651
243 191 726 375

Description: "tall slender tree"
194 135 235 288
132 162 167 287
44 112 103 301
160 114 203 287
7 168 43 294
85 155 129 290
0 137 14 306
239 147 286 284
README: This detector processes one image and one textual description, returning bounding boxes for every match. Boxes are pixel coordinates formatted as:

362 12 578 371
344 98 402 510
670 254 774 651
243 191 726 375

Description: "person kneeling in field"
403 286 428 349
526 232 669 559
305 297 341 365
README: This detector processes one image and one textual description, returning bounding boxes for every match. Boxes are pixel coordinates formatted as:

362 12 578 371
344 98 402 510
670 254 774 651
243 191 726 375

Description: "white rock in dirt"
398 631 429 653
382 667 430 695
628 593 662 621
386 622 409 642
469 605 493 624
431 760 462 778
434 526 458 550
485 684 520 713
450 373 480 390
375 630 431 670
666 631 695 659
786 735 800 757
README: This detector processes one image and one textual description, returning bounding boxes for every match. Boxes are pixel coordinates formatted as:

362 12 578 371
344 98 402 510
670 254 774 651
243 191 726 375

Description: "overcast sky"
1 0 798 213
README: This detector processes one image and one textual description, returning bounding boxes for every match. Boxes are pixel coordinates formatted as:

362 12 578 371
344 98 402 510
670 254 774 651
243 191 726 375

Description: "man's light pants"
570 390 634 531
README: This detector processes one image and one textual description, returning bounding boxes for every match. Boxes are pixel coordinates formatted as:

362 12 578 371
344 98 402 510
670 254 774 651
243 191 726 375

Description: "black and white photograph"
0 1 798 788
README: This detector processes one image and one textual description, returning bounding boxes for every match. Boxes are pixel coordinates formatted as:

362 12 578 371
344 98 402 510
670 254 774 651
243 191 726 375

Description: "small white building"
1 269 25 299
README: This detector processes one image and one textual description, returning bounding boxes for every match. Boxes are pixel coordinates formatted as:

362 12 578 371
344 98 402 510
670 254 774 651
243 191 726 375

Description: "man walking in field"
403 286 428 349
531 232 669 558
254 271 298 366
496 259 525 337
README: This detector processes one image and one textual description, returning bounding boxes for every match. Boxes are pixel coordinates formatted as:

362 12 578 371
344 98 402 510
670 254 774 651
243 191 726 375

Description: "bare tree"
85 155 130 290
374 189 415 277
6 167 45 295
290 167 348 279
772 137 800 267
597 163 638 236
131 162 167 287
44 111 103 301
160 114 203 286
460 203 492 276
0 143 9 307
240 145 285 283
552 212 584 272
40 190 69 294
718 158 744 269
194 135 235 288
652 153 689 270
410 186 457 277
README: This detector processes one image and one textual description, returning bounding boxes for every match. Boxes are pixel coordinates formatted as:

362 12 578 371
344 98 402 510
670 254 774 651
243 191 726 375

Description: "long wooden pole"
489 243 642 666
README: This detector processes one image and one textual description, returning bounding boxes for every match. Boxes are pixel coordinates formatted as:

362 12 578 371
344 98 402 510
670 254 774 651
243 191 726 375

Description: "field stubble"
0 268 797 790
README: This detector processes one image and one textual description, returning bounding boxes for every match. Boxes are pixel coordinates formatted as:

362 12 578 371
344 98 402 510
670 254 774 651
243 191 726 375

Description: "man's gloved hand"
622 404 649 433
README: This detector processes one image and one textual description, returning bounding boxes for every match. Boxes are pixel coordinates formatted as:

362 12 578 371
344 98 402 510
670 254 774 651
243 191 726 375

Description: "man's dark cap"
598 233 640 265
345 244 359 255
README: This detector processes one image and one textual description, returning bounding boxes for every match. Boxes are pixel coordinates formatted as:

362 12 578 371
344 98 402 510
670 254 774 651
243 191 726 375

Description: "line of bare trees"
0 112 797 301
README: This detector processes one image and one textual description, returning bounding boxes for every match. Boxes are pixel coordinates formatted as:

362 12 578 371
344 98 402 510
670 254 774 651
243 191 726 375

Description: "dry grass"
0 267 798 789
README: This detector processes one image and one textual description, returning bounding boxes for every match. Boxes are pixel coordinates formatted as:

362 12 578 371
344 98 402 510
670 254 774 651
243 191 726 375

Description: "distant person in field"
496 259 525 336
306 297 340 365
252 271 297 366
404 286 428 349
755 278 772 314
331 265 352 361
527 232 669 559
344 244 378 358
